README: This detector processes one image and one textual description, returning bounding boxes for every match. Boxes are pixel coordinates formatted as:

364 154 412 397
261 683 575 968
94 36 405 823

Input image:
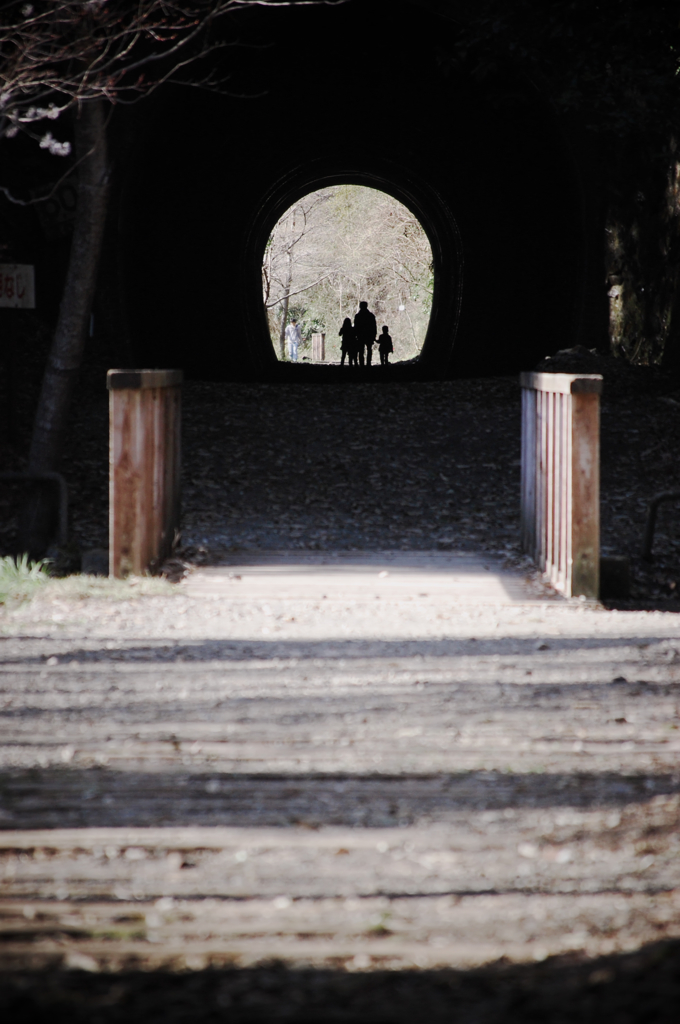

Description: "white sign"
0 264 35 308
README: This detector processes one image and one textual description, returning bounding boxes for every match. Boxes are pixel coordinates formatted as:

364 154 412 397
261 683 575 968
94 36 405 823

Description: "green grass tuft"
0 557 176 611
0 553 51 606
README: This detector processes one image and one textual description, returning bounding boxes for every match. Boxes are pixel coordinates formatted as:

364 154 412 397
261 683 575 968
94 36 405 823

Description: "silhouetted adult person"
338 317 358 367
354 301 377 367
378 325 393 366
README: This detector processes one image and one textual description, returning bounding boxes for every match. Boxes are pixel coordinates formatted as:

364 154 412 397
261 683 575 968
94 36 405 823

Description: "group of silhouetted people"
339 301 394 368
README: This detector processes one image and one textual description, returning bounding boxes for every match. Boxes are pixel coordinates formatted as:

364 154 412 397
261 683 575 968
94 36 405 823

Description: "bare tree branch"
265 272 334 308
0 2 346 152
262 184 434 360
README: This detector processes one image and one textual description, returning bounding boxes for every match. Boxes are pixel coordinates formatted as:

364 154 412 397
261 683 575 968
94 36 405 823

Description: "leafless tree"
0 2 266 156
263 185 433 362
262 191 339 357
0 0 337 551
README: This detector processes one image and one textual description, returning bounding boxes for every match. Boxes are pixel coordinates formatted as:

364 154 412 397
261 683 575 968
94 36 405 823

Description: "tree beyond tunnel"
263 185 434 365
121 0 584 382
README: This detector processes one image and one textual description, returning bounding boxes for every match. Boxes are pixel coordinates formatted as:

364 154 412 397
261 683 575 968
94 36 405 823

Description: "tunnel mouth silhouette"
122 0 586 382
262 184 435 367
243 160 463 379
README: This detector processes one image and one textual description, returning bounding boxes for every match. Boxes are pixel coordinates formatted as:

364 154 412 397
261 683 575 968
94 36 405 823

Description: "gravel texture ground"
1 358 680 1019
1 552 680 1020
3 359 680 603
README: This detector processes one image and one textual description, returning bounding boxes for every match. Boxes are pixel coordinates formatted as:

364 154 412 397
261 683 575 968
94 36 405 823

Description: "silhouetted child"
378 325 393 366
339 317 358 367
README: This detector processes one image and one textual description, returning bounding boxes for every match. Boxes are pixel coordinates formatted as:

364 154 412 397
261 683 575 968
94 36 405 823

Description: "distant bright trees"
263 185 433 362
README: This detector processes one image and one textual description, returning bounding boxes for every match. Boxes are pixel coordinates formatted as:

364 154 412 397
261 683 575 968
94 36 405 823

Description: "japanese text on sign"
0 264 35 309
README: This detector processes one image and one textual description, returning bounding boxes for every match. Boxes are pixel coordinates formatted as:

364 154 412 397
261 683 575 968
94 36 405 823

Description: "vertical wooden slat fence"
520 372 602 599
108 369 182 578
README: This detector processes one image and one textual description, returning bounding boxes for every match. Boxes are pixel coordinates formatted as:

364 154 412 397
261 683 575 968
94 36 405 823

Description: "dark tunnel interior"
119 0 587 381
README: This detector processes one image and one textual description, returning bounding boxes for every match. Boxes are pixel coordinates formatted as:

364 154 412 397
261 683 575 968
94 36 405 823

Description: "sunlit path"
1 557 679 1001
184 551 545 605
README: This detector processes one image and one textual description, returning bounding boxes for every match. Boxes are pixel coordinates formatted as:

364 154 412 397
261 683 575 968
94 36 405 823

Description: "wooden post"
520 372 602 599
108 369 182 578
570 389 600 598
312 333 326 361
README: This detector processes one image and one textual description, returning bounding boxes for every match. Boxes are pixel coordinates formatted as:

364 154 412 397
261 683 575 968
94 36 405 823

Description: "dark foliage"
448 0 680 134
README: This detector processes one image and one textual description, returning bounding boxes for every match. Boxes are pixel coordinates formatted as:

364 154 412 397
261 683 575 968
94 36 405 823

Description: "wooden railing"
520 372 603 599
108 369 182 578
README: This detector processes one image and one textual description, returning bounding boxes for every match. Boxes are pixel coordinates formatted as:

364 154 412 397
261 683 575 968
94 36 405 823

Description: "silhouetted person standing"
379 325 393 366
338 317 358 367
354 301 377 367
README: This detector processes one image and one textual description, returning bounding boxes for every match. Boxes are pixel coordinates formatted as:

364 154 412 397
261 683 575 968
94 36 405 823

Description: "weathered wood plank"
108 370 182 578
520 373 601 598
570 390 600 599
520 371 603 395
107 369 183 390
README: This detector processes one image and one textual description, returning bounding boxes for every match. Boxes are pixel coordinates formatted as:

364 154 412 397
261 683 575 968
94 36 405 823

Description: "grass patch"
0 558 175 609
0 554 51 606
38 574 175 602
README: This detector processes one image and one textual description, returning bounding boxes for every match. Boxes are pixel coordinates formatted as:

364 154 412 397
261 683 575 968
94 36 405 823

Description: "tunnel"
257 175 448 367
119 0 592 381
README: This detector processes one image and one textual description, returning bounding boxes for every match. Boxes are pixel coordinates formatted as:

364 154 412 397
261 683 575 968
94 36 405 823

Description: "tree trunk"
661 257 680 371
22 99 110 555
278 253 293 360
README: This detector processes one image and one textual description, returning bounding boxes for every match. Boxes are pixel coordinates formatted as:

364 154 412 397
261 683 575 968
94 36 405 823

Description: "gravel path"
1 554 679 1020
4 366 680 601
2 362 680 1018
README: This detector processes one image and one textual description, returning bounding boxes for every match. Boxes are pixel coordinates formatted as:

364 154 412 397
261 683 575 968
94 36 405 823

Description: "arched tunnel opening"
4 8 678 1005
0 0 601 567
262 184 436 367
108 0 590 555
120 0 587 384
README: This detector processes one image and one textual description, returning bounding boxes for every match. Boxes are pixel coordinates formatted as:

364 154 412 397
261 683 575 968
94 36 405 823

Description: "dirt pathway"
1 553 679 1019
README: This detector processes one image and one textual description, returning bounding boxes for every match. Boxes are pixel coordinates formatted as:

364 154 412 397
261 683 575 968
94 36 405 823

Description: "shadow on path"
1 937 679 1023
2 767 678 829
4 634 680 666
